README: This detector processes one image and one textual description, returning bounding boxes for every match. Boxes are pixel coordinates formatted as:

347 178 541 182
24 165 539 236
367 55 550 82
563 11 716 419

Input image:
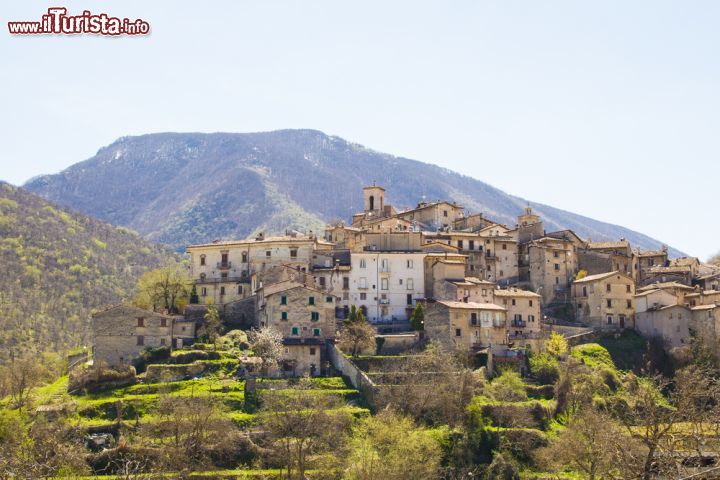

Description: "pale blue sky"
2 1 719 259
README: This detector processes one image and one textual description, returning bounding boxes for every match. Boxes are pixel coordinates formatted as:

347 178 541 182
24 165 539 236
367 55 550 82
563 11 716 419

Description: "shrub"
570 343 615 370
525 384 555 400
529 353 559 384
169 350 220 364
486 370 528 402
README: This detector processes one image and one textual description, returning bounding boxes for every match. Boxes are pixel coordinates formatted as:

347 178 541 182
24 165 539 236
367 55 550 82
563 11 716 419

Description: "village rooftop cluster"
92 185 720 376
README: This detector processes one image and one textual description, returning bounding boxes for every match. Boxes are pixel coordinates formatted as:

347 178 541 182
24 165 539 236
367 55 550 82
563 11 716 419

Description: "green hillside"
0 182 174 359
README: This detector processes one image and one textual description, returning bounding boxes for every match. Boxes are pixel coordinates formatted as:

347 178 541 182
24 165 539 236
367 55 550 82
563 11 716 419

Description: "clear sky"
2 1 719 259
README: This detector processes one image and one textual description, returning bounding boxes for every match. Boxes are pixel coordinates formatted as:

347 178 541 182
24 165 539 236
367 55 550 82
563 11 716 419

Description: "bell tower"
363 184 385 213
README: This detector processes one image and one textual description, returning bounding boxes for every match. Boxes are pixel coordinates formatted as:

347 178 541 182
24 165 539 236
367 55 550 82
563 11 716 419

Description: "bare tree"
259 378 351 479
338 305 375 357
0 354 48 410
248 326 284 376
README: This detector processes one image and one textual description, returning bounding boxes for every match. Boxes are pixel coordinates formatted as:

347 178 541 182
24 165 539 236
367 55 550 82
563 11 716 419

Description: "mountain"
24 130 683 256
0 182 174 359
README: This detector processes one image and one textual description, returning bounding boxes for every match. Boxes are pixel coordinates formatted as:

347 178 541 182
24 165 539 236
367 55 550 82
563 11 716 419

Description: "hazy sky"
2 1 719 259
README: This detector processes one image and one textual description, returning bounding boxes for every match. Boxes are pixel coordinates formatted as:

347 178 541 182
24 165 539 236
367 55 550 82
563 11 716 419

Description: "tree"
198 305 223 348
409 303 424 331
338 305 375 357
144 393 235 469
133 264 189 313
545 332 568 359
260 378 351 479
528 352 559 384
0 354 48 410
344 409 442 480
248 326 284 375
373 344 479 426
485 370 528 403
538 407 626 480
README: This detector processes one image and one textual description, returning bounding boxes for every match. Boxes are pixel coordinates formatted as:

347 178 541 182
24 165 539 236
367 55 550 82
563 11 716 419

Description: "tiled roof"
637 282 695 292
188 235 316 248
436 300 506 311
493 288 541 298
587 241 629 250
573 271 622 284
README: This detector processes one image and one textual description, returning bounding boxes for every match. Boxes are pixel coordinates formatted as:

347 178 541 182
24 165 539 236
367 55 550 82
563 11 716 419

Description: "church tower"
363 185 385 214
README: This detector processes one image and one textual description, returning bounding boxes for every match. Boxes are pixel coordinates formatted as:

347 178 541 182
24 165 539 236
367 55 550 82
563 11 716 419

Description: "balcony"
379 299 390 305
217 261 232 270
485 252 497 260
511 320 527 328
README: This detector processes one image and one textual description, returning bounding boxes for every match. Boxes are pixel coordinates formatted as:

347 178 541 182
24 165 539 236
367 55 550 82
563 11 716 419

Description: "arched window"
369 195 375 210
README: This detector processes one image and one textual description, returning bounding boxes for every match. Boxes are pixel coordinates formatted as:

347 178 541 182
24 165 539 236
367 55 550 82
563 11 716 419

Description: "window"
309 296 315 305
554 263 560 271
290 249 298 258
359 259 367 268
607 316 613 325
626 284 631 293
137 317 144 327
281 311 288 321
407 278 414 290
200 273 206 280
326 296 333 303
220 286 226 295
319 277 326 287
313 328 321 337
266 250 271 257
528 315 535 322
311 312 319 321
201 287 207 297
359 277 367 288
310 347 316 355
469 240 475 250
607 299 612 308
553 251 559 258
529 300 533 307
381 278 388 290
160 318 167 327
458 240 464 249
582 286 587 296
200 254 206 266
281 295 287 305
627 300 632 309
470 312 478 325
399 279 403 285
455 328 461 336
360 293 367 300
407 259 413 268
238 285 243 295
381 259 389 271
160 338 166 346
514 314 522 321
137 335 144 346
606 284 611 292
343 277 349 289
511 299 516 306
407 293 413 305
221 272 228 279
555 277 560 285
502 243 507 250
444 210 448 217
291 327 299 336
241 252 248 263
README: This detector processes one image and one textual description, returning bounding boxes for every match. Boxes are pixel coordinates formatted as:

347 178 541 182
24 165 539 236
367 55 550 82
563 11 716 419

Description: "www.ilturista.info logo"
8 7 150 36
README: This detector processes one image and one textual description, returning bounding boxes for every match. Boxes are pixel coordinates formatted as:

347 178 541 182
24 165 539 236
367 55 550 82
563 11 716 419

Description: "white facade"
348 252 426 323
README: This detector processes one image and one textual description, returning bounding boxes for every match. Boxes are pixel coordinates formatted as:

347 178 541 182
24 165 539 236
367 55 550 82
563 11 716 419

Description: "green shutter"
281 296 287 305
309 296 315 305
291 327 298 335
313 328 320 337
326 296 333 303
281 312 287 321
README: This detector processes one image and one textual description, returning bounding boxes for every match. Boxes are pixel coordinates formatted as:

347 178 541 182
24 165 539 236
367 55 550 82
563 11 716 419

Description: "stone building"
437 277 496 304
257 281 337 377
636 282 695 305
310 249 351 313
635 248 669 283
187 232 330 305
684 289 720 307
524 236 577 306
424 300 508 351
93 305 175 366
578 240 634 278
493 288 543 340
634 288 678 313
572 271 635 329
635 304 693 349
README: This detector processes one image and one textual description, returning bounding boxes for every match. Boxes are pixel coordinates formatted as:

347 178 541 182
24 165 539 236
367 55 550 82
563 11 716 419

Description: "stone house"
634 288 678 313
578 240 634 279
493 288 543 340
635 248 669 283
424 300 508 351
395 200 464 231
310 249 351 313
524 236 577 306
642 266 693 287
187 232 327 305
684 289 720 307
438 277 496 304
257 281 337 377
635 304 693 349
424 253 468 300
636 282 695 305
572 271 635 329
93 305 175 366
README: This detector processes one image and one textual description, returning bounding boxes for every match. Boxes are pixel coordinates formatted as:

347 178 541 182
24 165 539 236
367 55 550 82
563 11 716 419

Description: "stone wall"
328 345 376 396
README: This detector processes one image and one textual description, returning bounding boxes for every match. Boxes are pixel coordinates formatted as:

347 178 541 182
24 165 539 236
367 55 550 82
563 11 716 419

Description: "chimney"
256 231 265 241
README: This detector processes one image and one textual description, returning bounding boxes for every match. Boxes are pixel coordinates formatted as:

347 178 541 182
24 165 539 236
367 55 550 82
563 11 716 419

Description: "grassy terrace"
60 374 366 430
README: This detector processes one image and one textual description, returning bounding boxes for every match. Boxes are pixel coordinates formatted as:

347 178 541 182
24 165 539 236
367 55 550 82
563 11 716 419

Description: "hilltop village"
92 185 720 377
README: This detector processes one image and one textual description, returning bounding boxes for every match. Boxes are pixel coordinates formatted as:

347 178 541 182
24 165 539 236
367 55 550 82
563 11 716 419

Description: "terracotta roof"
188 235 316 249
685 290 720 299
690 304 718 311
493 288 541 298
436 300 506 311
637 282 695 292
573 271 627 284
464 277 496 285
647 266 692 274
587 241 630 250
637 250 667 257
